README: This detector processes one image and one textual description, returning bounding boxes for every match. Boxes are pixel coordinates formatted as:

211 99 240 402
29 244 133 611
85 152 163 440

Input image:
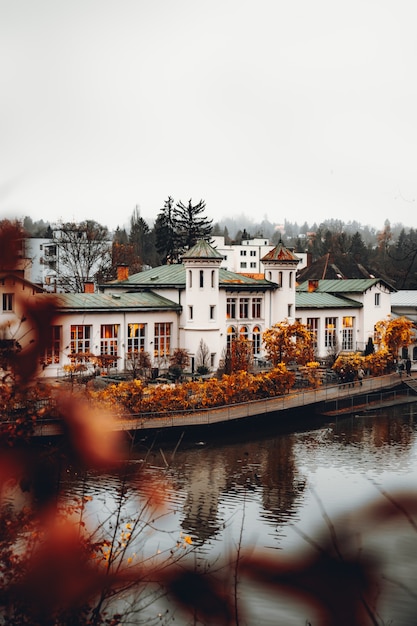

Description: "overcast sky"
2 0 417 233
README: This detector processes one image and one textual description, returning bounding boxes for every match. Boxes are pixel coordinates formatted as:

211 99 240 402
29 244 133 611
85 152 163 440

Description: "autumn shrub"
333 352 366 377
257 365 295 397
93 365 299 417
365 348 394 376
301 361 322 388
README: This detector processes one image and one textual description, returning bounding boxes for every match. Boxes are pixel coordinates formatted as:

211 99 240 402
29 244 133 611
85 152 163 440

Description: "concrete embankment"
33 372 414 438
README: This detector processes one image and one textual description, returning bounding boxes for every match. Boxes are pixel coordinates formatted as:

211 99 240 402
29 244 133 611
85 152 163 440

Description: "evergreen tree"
349 231 368 262
129 206 153 267
154 196 179 264
173 198 212 251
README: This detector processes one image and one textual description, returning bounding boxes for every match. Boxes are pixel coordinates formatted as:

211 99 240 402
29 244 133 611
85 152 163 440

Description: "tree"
154 197 213 264
195 339 211 375
224 337 252 373
129 206 157 268
349 231 368 263
374 316 414 357
126 350 152 380
52 221 111 292
263 321 314 367
168 348 190 381
173 198 212 251
154 196 180 264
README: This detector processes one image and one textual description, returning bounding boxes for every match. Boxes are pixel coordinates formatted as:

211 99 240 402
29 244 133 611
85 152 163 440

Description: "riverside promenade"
33 372 416 437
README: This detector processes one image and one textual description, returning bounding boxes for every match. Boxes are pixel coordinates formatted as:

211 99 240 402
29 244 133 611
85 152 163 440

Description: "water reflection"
65 403 417 624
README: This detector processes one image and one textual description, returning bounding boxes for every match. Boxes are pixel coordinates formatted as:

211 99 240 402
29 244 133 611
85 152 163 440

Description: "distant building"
211 235 308 274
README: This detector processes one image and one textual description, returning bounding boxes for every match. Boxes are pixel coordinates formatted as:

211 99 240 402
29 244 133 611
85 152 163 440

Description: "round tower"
182 240 224 370
261 241 300 323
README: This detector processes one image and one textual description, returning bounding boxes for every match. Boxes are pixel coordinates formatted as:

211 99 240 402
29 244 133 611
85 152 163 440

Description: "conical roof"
261 241 300 263
182 239 224 260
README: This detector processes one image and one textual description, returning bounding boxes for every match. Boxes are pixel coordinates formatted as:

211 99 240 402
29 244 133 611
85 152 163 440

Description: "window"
252 325 261 355
342 316 354 350
250 250 256 257
278 271 283 287
289 272 293 288
227 298 236 319
307 317 319 348
252 298 261 319
154 322 171 357
100 324 119 366
375 293 380 306
325 317 337 348
240 250 247 256
211 270 215 288
239 297 249 319
189 306 193 320
44 326 61 365
209 305 215 320
227 325 237 351
2 293 13 311
127 323 145 353
240 325 249 340
240 262 247 268
288 304 293 317
199 270 204 288
70 325 92 358
189 270 192 288
250 262 256 268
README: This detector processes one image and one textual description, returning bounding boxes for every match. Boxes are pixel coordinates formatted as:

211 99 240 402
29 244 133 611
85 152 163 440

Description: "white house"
296 278 394 358
0 239 397 379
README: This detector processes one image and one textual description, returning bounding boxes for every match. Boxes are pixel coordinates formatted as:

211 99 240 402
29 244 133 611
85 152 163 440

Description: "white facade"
211 236 308 274
296 279 393 359
0 241 396 380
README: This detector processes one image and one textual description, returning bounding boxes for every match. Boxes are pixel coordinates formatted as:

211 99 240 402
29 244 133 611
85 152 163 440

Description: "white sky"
2 0 417 232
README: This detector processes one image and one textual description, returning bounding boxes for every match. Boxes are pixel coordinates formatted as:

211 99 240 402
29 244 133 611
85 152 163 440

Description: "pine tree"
154 196 180 264
173 198 212 251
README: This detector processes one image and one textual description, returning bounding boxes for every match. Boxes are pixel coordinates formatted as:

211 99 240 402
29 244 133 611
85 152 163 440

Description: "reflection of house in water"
180 458 227 543
177 436 307 543
258 436 307 529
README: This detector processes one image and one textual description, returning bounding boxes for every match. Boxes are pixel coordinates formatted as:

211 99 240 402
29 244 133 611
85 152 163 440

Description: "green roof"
107 264 274 291
297 278 387 293
182 239 224 259
296 292 362 309
262 241 300 263
36 291 180 311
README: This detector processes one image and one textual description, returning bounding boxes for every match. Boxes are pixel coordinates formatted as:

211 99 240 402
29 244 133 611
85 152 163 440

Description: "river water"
64 402 417 625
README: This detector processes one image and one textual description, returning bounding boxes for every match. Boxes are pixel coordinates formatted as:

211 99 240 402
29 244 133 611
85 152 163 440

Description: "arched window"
252 325 261 355
189 270 192 288
227 325 237 350
200 270 204 288
239 325 249 340
289 272 293 288
278 271 283 287
211 270 215 288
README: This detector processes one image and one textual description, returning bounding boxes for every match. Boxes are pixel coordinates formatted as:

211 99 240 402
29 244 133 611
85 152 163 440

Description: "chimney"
84 281 95 293
308 279 319 292
117 265 129 281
